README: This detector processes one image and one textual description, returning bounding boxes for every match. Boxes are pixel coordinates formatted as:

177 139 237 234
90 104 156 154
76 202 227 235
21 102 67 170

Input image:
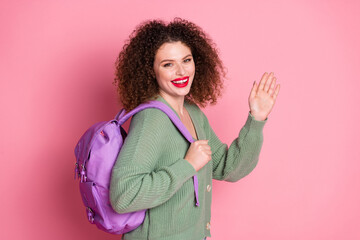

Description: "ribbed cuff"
246 112 267 132
170 158 197 180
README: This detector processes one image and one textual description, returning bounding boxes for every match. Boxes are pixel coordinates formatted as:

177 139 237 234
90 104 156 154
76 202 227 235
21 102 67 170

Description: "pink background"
1 0 359 239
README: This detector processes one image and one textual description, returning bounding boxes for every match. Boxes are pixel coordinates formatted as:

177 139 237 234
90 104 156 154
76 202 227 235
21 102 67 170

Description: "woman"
110 18 280 240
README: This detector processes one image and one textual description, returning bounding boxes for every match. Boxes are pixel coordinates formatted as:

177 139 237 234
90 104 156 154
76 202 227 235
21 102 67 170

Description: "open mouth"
171 77 189 88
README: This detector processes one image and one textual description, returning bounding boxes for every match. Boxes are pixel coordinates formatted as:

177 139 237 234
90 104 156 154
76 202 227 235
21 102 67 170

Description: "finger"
198 143 211 151
268 77 276 96
203 151 212 158
195 140 209 144
201 145 211 151
258 72 268 92
249 81 257 99
264 72 274 92
203 149 212 155
272 84 280 99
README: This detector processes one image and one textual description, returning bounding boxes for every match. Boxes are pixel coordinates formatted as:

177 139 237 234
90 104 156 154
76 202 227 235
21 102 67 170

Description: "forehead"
155 41 192 60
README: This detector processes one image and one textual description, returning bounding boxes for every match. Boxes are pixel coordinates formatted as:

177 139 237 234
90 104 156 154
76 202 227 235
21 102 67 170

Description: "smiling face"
153 41 195 103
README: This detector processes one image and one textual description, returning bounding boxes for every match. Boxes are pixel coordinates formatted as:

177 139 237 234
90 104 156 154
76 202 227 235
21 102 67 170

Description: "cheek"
188 65 196 76
156 70 172 86
188 61 195 71
164 69 176 79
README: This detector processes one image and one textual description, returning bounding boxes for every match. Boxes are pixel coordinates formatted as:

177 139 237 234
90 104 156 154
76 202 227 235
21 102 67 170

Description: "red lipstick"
171 76 189 88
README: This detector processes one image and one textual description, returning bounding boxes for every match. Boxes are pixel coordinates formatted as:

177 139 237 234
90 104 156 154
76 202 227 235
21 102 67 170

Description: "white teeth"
172 78 188 84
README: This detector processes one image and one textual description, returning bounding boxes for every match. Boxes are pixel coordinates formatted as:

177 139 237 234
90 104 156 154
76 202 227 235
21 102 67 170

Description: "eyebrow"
159 54 193 64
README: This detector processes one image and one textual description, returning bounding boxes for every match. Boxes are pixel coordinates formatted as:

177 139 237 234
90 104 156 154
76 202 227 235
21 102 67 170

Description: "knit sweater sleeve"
109 109 197 214
207 112 267 182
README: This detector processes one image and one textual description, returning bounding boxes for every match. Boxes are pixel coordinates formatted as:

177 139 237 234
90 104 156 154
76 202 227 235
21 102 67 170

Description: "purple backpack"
74 100 199 234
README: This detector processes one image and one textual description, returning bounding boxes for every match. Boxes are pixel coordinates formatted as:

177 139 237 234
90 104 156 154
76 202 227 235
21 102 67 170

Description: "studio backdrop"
1 0 359 239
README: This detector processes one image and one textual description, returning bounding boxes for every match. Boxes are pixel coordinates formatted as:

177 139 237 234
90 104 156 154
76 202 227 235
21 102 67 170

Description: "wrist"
249 111 267 121
184 157 198 172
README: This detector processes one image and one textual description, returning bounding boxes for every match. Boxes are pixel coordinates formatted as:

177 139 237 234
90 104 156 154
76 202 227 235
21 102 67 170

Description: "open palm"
248 72 280 121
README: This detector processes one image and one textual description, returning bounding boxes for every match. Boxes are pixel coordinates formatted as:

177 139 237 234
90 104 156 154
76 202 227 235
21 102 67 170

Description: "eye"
163 63 172 67
184 58 192 63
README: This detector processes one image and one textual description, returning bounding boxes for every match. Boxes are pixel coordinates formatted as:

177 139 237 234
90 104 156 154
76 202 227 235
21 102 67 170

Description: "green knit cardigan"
110 96 267 240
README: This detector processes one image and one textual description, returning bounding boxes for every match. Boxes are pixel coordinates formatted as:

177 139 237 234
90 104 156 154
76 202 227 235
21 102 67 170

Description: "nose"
175 63 186 76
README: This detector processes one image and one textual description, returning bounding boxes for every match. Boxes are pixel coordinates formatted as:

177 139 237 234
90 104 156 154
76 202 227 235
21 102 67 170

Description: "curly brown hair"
114 18 226 111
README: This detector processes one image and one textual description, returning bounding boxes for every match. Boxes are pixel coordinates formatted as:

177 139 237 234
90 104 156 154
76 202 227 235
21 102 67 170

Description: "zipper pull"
80 164 86 183
74 163 79 180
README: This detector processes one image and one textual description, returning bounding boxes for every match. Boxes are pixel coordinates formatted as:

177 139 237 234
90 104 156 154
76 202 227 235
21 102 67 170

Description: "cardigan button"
206 184 211 192
206 222 211 230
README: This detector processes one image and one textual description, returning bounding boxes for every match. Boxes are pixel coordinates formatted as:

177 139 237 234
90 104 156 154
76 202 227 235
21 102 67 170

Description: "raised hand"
248 72 280 121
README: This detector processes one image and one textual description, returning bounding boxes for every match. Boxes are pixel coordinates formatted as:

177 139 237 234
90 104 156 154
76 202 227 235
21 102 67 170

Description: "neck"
159 92 186 116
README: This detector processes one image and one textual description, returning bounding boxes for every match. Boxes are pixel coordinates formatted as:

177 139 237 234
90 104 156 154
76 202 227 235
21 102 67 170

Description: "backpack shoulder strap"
115 100 200 207
115 100 194 143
